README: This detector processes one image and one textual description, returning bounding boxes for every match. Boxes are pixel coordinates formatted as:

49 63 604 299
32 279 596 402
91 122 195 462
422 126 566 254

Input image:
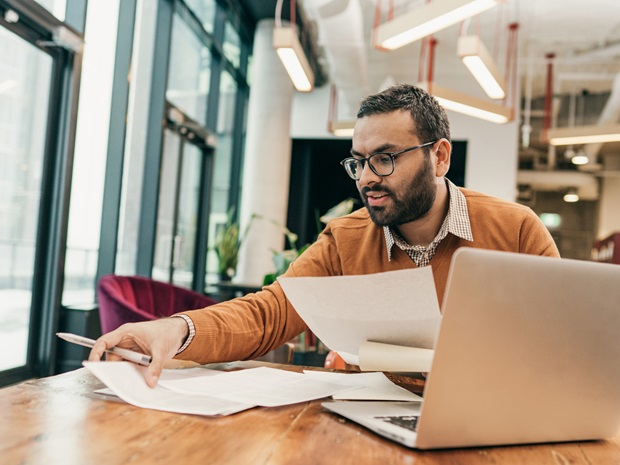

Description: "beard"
360 156 437 227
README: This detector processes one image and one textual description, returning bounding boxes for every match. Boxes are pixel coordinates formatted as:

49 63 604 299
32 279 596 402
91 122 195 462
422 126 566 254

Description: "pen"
56 332 152 366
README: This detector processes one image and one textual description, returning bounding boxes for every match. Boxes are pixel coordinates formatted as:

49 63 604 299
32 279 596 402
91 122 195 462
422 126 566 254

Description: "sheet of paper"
84 362 252 416
302 370 423 402
278 267 441 365
93 367 223 399
160 367 355 407
358 341 434 373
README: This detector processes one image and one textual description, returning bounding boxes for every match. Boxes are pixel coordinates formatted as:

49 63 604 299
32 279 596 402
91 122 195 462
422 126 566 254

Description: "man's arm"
88 223 342 386
519 209 561 257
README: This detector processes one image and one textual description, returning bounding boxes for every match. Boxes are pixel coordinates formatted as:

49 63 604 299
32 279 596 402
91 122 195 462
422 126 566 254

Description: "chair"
97 274 218 334
97 274 295 364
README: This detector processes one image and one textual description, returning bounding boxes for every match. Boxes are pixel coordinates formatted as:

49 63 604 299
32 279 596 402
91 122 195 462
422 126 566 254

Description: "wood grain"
1 362 619 465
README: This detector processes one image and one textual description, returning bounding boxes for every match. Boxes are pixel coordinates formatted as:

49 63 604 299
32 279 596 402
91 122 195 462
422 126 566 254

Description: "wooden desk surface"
2 362 620 465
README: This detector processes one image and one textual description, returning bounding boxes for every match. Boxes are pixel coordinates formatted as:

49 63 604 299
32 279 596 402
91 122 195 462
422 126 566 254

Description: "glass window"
184 0 216 34
206 70 238 279
62 0 120 305
223 21 241 69
0 27 52 370
172 143 202 288
166 12 211 127
34 0 67 21
152 129 182 283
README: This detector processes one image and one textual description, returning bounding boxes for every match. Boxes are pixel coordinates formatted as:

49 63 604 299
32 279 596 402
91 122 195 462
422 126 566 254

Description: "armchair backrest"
97 274 218 334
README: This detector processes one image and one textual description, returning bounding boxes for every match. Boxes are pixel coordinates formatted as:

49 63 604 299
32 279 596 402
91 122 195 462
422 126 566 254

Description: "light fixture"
273 27 314 92
375 0 501 50
571 149 589 165
539 213 561 229
548 124 620 146
418 82 512 124
563 188 580 203
329 121 355 137
458 35 506 99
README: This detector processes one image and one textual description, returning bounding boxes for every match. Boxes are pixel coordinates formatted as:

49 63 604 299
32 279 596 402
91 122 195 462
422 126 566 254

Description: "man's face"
351 110 438 227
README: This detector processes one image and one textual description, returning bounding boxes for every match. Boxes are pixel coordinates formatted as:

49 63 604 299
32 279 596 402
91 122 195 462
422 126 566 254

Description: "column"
235 19 295 285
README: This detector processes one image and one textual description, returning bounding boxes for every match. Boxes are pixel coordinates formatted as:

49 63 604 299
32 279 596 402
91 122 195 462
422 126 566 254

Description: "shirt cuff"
171 314 195 355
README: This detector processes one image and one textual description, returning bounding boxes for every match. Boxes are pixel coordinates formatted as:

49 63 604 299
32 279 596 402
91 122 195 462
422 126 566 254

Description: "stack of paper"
84 362 422 416
278 267 441 370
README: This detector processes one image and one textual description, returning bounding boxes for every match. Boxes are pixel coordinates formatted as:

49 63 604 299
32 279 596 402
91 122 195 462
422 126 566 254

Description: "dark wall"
287 139 468 247
287 139 359 247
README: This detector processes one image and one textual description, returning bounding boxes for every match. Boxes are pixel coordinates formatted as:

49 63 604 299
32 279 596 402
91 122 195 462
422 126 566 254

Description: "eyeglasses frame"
340 140 437 181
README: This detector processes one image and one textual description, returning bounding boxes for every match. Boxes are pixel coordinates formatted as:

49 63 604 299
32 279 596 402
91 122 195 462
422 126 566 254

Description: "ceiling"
239 0 620 167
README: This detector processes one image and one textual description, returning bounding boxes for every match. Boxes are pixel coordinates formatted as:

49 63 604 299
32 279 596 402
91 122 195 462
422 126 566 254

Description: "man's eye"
374 154 392 165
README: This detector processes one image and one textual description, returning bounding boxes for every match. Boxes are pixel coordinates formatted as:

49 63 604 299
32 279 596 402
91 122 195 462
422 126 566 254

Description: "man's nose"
357 161 381 186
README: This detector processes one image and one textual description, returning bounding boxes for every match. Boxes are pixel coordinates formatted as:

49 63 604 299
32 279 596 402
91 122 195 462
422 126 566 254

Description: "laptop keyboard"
376 415 419 432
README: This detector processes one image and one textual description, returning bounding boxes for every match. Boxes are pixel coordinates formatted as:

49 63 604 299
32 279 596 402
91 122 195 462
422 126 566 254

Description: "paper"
84 362 357 415
302 370 423 402
159 367 354 407
84 362 252 416
278 267 441 365
358 341 434 373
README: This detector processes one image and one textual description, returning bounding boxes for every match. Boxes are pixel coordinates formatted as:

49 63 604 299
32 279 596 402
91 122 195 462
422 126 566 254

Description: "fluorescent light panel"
376 0 500 50
458 35 506 99
329 121 355 137
273 27 314 92
548 124 620 146
419 82 512 124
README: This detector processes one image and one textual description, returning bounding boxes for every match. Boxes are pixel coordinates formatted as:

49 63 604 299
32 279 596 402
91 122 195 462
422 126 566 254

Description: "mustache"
361 186 393 196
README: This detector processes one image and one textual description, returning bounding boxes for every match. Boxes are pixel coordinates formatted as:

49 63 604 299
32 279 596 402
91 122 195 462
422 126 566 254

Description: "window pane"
223 21 240 69
34 0 67 21
166 12 211 126
152 129 182 283
0 27 52 370
172 143 202 288
184 0 216 34
206 71 238 279
63 0 119 305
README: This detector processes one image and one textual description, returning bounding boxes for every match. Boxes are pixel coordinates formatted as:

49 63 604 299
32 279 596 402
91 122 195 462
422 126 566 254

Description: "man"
89 84 559 386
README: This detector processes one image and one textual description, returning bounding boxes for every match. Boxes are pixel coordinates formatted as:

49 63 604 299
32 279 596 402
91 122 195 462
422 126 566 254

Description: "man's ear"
434 139 452 177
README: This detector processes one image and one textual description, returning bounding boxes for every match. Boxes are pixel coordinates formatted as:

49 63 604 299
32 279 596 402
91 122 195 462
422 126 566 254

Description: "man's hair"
357 84 451 145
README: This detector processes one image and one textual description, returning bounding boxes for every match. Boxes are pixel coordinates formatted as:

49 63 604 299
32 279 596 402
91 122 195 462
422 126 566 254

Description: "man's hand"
88 318 189 388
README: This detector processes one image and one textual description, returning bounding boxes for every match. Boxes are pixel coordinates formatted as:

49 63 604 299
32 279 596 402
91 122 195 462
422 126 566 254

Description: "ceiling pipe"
581 73 620 165
303 0 370 118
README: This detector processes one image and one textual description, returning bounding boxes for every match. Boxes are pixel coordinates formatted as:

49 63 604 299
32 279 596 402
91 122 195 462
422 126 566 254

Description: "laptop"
323 248 620 449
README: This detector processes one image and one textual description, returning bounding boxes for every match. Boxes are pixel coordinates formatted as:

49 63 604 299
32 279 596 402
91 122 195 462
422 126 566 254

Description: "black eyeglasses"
340 141 436 181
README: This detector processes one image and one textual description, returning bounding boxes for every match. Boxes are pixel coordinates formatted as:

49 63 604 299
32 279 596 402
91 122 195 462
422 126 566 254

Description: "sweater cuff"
170 314 195 355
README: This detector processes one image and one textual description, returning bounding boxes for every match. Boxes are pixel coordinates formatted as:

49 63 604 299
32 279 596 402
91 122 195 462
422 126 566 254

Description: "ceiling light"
548 124 620 146
571 150 589 165
563 188 579 203
419 82 512 124
273 27 314 92
376 0 501 50
329 121 355 137
458 35 506 99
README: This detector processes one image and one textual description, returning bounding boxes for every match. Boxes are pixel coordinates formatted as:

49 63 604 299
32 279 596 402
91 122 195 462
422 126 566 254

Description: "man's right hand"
88 317 189 388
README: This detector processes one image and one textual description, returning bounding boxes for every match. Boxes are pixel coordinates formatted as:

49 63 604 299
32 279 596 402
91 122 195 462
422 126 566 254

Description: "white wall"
291 86 519 201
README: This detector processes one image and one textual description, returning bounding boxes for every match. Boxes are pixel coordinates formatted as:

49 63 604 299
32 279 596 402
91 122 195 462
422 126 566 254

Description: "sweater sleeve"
519 208 561 257
174 225 341 364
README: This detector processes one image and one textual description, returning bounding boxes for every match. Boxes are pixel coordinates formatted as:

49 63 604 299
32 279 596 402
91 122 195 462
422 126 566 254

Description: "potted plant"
213 209 246 281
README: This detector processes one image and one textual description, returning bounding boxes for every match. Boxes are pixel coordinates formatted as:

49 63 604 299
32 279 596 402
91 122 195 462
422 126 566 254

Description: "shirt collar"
383 178 474 261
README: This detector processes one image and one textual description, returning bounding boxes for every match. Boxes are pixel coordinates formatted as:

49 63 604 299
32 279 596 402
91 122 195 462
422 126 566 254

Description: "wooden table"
2 362 620 465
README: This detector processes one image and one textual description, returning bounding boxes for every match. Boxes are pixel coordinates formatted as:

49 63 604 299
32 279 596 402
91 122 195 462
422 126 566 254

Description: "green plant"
213 208 252 280
262 198 357 285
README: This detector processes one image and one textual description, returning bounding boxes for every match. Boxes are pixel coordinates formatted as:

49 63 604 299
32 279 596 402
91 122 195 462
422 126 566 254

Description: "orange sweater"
177 188 559 364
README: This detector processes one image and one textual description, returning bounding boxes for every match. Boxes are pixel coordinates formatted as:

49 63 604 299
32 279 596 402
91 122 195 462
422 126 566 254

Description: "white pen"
56 332 152 366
